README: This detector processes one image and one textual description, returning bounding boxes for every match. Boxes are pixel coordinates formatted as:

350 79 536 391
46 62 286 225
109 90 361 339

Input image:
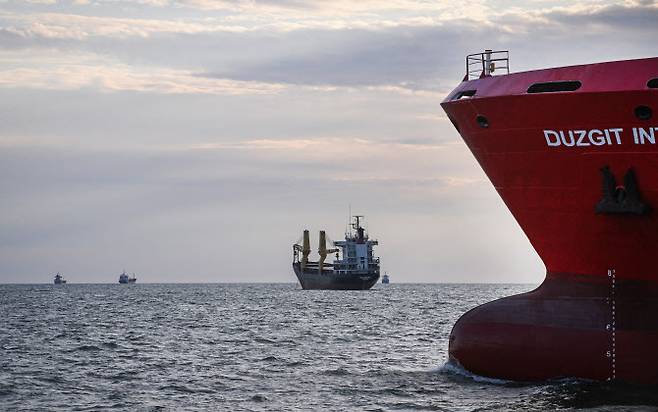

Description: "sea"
2 283 658 411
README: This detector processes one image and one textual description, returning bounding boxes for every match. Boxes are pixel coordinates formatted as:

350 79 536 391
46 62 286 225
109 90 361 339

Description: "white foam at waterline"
437 360 514 385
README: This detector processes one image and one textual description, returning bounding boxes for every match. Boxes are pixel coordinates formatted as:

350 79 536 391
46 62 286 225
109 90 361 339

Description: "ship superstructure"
441 50 658 383
292 216 380 290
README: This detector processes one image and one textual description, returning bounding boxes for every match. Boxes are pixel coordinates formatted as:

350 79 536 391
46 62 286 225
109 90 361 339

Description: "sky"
1 0 657 284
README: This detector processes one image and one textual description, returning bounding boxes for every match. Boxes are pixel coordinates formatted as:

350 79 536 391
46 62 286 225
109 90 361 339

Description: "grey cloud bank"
0 0 656 283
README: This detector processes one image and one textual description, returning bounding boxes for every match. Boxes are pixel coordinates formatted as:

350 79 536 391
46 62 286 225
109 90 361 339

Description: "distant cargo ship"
441 50 658 383
53 272 66 284
382 273 390 284
292 216 380 290
118 271 137 284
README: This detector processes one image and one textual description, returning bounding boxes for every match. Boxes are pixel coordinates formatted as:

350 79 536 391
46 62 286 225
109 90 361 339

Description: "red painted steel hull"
441 57 658 383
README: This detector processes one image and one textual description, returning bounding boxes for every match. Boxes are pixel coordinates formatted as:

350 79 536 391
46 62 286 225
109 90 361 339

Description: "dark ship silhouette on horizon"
118 271 137 284
53 272 66 285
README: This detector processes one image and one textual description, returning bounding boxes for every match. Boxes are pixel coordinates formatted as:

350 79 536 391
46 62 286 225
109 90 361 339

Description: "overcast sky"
1 0 657 283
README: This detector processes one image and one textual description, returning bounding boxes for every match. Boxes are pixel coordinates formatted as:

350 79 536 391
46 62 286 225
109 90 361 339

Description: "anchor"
595 166 650 215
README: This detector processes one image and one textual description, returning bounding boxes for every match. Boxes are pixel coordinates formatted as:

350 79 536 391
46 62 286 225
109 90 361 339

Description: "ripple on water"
69 344 101 352
2 283 657 411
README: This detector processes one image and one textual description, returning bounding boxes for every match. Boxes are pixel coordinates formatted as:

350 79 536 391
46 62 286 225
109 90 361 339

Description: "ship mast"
352 215 365 241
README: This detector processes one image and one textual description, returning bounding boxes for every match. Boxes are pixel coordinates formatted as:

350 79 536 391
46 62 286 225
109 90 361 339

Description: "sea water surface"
1 283 658 411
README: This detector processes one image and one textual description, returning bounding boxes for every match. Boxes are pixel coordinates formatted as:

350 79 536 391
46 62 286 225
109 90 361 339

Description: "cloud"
0 133 475 196
1 1 657 94
0 49 286 94
190 137 451 152
0 12 247 40
9 0 491 18
19 0 57 3
543 2 658 30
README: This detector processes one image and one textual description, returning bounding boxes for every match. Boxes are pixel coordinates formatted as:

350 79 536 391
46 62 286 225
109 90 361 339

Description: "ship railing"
465 50 509 81
302 261 334 267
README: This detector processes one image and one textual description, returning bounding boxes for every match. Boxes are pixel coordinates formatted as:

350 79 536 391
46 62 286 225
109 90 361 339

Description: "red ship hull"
441 56 658 383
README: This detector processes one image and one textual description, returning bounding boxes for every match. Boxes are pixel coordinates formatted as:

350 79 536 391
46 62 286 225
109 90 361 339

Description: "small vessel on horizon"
382 272 390 284
292 215 380 290
53 272 66 285
118 271 137 284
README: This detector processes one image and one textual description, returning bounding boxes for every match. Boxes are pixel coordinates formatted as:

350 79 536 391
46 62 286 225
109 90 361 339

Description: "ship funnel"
301 230 311 270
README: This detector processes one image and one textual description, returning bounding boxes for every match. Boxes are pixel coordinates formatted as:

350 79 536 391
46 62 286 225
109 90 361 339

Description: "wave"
439 360 608 388
250 394 267 402
438 360 514 385
160 384 214 394
323 367 350 376
68 344 101 352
